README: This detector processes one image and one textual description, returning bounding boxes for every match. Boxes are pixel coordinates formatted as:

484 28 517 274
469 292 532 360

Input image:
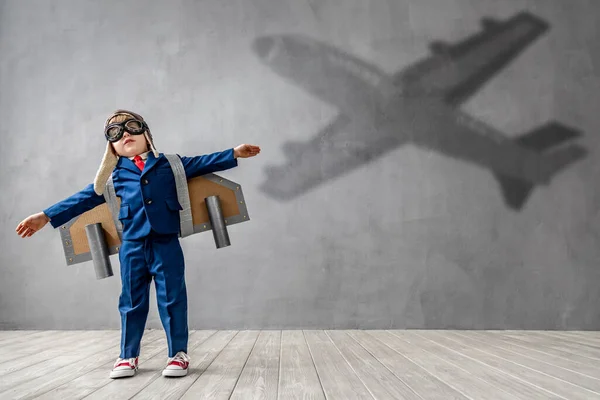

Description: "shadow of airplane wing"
252 34 393 117
396 11 549 106
259 114 405 200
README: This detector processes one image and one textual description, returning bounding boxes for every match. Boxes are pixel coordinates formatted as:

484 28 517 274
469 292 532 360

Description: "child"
15 110 261 378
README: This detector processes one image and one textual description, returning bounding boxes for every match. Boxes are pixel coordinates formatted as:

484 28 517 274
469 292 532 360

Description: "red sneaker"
162 351 190 377
109 357 138 379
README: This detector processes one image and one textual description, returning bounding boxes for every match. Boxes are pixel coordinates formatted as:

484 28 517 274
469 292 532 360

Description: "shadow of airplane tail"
494 122 587 209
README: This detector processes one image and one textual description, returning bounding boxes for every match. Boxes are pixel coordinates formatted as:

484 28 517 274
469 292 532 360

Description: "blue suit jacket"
43 148 238 240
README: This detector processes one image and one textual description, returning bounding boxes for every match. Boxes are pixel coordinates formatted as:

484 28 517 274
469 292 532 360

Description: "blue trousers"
118 231 188 358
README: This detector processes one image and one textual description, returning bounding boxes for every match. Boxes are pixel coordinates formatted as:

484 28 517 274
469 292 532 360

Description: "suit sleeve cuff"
42 206 66 229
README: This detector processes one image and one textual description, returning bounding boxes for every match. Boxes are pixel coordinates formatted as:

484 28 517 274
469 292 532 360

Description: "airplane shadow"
252 12 587 211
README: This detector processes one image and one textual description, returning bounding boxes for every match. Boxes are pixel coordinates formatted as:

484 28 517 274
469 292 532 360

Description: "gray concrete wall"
1 0 599 330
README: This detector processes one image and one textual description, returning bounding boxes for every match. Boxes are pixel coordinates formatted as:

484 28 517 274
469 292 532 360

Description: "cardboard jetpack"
56 170 249 279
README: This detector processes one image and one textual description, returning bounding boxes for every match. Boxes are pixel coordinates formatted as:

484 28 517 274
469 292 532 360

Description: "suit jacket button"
145 199 152 205
142 179 149 185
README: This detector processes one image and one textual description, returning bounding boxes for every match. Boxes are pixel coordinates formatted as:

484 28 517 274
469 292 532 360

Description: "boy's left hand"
234 144 261 158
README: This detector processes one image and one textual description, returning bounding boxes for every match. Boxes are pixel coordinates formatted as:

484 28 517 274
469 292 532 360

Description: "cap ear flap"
144 131 159 157
93 141 119 195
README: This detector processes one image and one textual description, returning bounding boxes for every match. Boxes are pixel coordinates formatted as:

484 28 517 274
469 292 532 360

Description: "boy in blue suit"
15 110 261 378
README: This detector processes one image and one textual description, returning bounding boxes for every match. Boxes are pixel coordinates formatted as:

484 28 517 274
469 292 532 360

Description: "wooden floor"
0 330 599 399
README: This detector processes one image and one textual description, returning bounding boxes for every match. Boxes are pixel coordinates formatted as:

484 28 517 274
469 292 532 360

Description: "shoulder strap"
104 175 123 241
164 154 194 238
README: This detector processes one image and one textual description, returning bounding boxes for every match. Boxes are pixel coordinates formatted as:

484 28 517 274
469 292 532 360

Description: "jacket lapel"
116 156 142 175
116 152 163 175
141 152 163 176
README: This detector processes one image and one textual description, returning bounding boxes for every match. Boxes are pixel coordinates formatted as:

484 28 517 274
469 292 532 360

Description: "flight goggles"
104 118 148 142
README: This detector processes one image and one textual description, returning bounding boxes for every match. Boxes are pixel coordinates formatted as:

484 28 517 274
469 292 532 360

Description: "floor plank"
0 331 45 344
229 330 280 400
464 331 600 379
447 332 600 393
382 330 520 400
515 330 600 349
277 330 326 400
0 330 162 400
0 331 89 362
303 330 374 400
179 330 259 399
554 331 600 341
327 330 422 400
501 332 600 361
487 331 600 365
410 331 564 400
0 331 120 394
0 331 35 338
348 330 468 400
430 331 600 400
0 331 117 376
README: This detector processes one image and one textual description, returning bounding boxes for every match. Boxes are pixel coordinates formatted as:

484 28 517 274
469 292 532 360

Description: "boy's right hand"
16 212 50 238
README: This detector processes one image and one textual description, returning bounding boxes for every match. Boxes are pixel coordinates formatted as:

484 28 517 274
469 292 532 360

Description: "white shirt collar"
128 150 150 161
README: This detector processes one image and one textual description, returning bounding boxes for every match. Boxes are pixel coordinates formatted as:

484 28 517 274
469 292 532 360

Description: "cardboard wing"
58 173 249 266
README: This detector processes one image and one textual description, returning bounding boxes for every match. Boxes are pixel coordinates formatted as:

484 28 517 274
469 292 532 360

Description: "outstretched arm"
181 144 260 179
43 183 106 229
16 183 106 237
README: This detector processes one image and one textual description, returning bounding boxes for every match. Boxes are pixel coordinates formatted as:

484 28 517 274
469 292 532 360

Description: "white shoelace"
114 357 136 368
169 351 190 363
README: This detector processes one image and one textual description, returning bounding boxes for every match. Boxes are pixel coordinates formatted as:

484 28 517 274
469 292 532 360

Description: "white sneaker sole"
162 368 188 377
110 368 136 379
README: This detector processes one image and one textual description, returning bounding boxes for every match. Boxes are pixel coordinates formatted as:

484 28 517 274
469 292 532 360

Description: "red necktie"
133 155 145 171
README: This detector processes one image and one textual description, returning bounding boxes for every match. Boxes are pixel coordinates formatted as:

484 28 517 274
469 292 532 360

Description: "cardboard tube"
85 223 113 279
205 195 231 248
